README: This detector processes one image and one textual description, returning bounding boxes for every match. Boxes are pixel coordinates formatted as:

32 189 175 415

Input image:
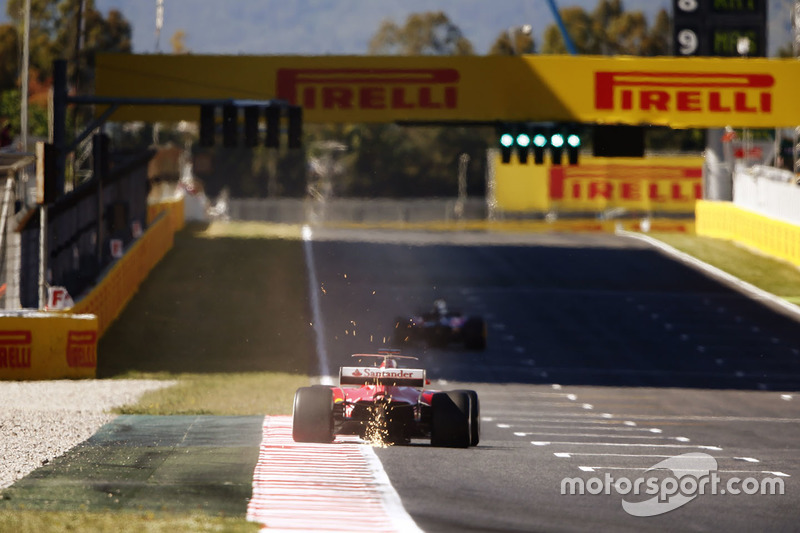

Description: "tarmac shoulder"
0 415 264 516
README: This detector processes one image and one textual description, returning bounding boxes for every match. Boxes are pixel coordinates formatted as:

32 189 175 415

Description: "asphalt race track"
308 227 800 390
4 227 799 531
305 227 800 532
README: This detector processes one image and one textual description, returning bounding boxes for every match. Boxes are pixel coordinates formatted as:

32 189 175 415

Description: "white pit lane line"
247 416 424 532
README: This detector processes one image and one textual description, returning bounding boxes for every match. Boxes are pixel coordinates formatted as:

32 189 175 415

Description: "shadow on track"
309 236 800 392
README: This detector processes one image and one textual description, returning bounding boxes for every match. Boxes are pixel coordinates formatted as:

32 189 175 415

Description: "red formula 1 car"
292 350 479 448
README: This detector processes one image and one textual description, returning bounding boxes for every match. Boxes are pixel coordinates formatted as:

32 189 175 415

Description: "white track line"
577 465 789 476
488 417 637 425
532 441 721 450
302 225 332 384
247 416 423 532
516 432 683 440
497 421 640 428
511 425 659 432
554 452 759 462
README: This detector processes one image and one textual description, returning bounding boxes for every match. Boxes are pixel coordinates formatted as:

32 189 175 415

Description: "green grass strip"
0 510 258 533
112 372 309 415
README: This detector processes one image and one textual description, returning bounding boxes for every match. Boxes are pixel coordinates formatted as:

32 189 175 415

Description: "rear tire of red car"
454 389 480 446
431 391 471 448
463 317 487 350
292 386 334 443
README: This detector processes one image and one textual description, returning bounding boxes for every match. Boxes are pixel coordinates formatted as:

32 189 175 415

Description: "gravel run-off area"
0 380 175 489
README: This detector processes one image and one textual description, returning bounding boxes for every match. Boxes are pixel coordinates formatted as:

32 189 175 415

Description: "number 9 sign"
677 29 699 55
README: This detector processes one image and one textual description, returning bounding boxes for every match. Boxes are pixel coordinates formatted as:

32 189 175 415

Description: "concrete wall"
732 165 800 226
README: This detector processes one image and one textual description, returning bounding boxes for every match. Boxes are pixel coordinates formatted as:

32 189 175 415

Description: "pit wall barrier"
0 198 185 380
732 167 800 226
147 197 185 232
696 200 800 268
71 197 185 336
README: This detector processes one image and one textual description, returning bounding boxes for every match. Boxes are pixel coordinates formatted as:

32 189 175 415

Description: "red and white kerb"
247 416 423 532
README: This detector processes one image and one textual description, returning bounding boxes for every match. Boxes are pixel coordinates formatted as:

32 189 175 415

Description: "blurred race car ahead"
393 299 487 350
292 349 479 448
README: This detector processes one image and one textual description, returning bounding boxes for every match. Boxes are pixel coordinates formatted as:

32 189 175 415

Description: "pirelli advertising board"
0 314 98 379
493 155 704 214
95 53 800 128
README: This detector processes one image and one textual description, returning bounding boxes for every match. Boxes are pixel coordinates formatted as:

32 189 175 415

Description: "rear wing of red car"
339 366 426 388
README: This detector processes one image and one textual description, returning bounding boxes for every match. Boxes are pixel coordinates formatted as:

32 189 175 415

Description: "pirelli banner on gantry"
95 53 800 128
0 313 98 379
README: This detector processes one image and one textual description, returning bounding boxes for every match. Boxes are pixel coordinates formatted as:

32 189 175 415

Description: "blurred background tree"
488 25 536 55
0 23 20 91
1 0 131 141
6 0 130 87
540 0 669 55
368 11 474 55
170 29 188 54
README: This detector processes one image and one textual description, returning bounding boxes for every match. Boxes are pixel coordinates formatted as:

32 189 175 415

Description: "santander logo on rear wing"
340 367 426 388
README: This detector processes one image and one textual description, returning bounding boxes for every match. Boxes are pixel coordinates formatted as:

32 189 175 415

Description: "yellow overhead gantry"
95 53 800 129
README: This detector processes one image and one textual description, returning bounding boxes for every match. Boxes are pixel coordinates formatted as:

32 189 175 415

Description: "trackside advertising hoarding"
493 155 703 214
0 314 98 379
95 54 800 128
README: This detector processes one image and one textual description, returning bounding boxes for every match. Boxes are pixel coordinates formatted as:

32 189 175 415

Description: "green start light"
533 133 547 147
567 134 581 148
550 133 565 148
516 133 531 147
500 133 514 147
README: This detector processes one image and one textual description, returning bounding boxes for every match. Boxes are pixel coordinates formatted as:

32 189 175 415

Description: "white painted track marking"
482 411 620 419
487 412 800 423
510 425 660 432
247 416 423 532
532 441 722 450
515 432 684 440
578 465 789 476
492 384 785 483
492 418 638 426
487 402 582 408
555 453 759 462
